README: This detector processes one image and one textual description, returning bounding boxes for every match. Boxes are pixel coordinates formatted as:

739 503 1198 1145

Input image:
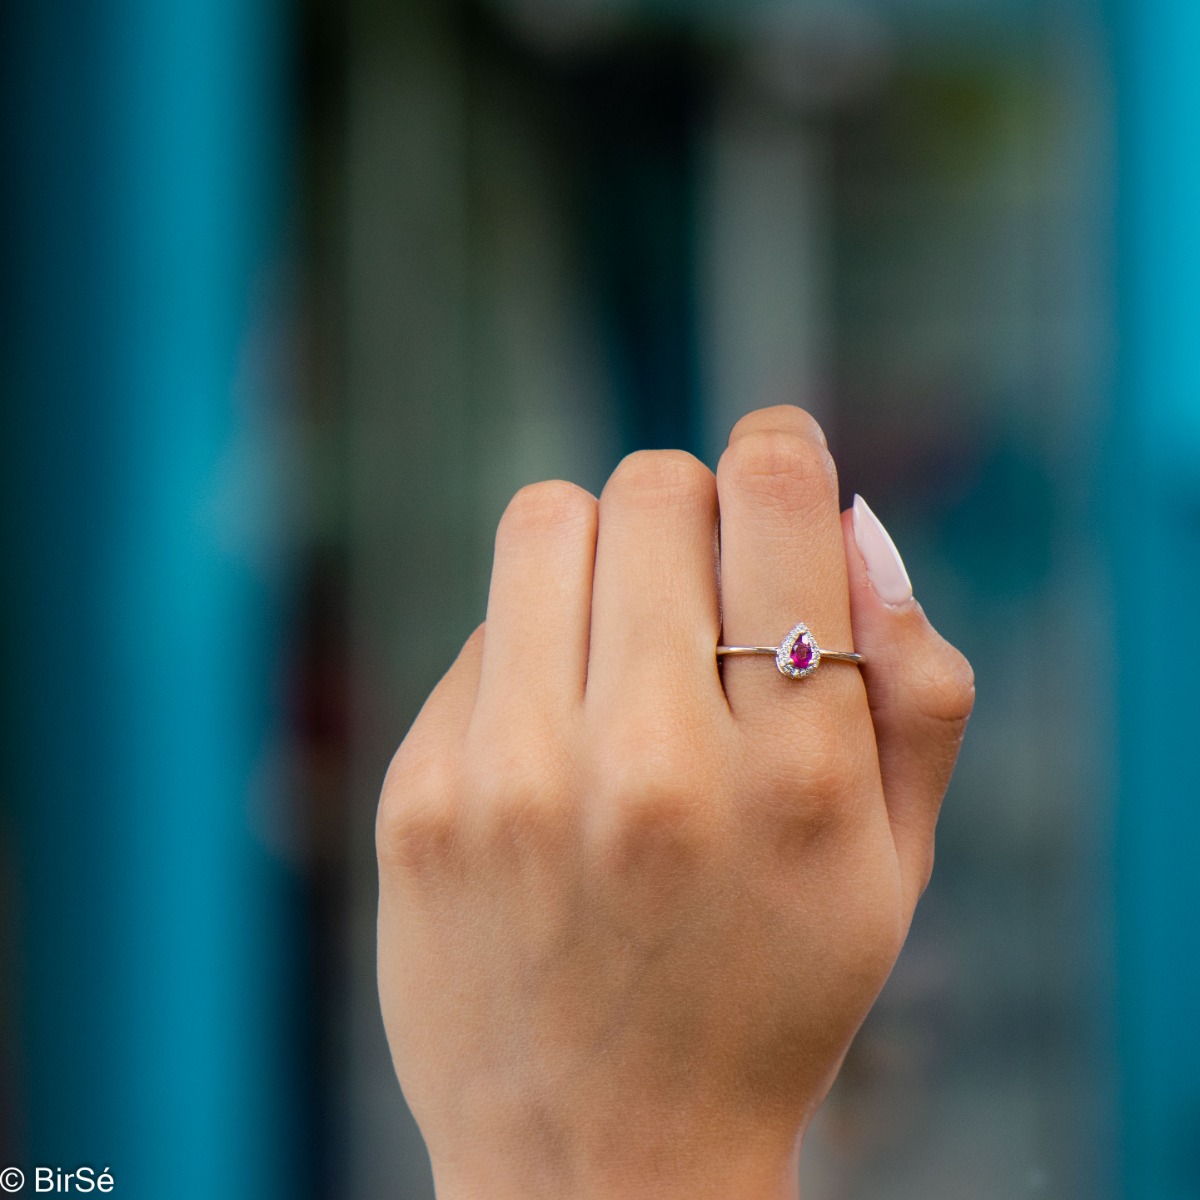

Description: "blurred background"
2 0 1198 1197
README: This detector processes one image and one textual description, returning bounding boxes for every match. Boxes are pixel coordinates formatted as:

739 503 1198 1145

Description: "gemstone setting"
776 622 821 679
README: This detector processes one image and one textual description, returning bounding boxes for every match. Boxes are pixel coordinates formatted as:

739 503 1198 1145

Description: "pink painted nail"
852 495 913 606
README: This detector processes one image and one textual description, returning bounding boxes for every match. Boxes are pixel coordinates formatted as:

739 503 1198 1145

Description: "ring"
716 621 863 679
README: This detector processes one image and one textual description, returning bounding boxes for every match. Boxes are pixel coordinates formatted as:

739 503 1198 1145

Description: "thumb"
842 495 975 914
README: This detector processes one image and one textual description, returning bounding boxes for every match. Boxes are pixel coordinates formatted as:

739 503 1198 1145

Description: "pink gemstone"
789 636 814 672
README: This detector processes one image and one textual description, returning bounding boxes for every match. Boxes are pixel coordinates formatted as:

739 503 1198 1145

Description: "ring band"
717 621 863 680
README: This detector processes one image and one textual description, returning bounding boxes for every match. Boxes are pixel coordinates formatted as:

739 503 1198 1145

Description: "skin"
376 405 975 1200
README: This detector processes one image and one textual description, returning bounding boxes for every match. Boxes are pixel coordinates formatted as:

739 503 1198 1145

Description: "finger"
475 481 597 721
586 450 723 716
843 496 975 912
716 406 866 732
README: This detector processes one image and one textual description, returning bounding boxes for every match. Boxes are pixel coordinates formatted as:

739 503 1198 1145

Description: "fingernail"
852 494 913 606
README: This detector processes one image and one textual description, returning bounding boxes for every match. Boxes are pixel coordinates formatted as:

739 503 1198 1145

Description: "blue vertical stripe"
1111 1 1200 1197
1 2 297 1198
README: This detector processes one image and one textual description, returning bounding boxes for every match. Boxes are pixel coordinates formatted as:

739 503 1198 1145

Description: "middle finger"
585 450 724 718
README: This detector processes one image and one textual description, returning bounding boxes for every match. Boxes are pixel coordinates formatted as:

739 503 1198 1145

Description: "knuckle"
750 737 860 847
784 740 856 824
912 642 976 729
797 738 854 804
593 720 711 856
376 748 460 874
606 764 698 821
474 747 572 847
718 428 837 508
599 775 707 871
604 449 715 510
498 480 595 542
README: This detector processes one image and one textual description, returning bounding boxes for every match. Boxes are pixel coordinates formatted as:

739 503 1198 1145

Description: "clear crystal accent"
775 622 822 679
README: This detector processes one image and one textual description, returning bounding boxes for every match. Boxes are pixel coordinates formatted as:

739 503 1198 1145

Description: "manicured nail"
852 494 913 606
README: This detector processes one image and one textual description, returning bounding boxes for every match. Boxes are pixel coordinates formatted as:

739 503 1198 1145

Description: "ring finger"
716 406 865 736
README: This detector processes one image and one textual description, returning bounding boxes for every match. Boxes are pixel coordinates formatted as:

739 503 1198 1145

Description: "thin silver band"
716 645 863 664
717 622 862 680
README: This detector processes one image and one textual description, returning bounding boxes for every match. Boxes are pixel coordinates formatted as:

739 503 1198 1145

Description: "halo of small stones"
776 622 822 679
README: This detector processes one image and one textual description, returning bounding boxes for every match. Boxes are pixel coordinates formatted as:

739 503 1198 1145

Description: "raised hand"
376 405 974 1200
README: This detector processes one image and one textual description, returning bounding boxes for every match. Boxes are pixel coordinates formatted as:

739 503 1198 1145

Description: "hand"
376 405 974 1200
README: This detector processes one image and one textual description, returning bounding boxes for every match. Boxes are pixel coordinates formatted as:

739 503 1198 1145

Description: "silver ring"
717 621 863 680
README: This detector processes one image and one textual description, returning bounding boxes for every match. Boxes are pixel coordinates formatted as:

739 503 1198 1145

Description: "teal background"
2 0 1198 1197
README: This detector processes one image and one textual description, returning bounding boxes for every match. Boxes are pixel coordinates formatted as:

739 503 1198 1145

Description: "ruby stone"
789 637 814 672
